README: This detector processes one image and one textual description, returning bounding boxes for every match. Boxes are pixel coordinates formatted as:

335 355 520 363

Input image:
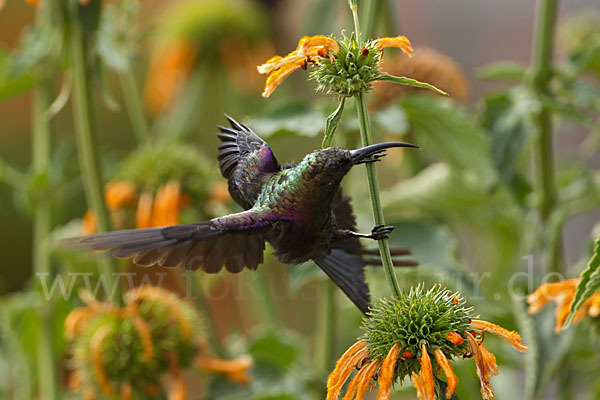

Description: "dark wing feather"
217 115 280 208
73 209 271 273
313 249 371 314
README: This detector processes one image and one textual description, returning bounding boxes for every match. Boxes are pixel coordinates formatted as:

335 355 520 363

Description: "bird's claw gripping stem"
369 224 394 240
340 224 395 241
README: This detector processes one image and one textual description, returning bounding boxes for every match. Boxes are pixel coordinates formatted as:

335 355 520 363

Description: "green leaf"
375 74 448 96
248 99 325 138
322 97 345 148
0 47 35 100
482 88 538 195
565 234 600 328
248 330 302 370
476 61 527 82
399 95 497 187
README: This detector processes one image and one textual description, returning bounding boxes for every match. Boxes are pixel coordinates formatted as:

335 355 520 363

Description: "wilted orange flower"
527 278 600 332
257 35 340 97
65 285 252 400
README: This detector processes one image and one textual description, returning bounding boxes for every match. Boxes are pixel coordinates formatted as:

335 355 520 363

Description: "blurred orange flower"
144 39 197 115
65 285 253 400
527 278 600 332
372 47 469 108
82 180 190 234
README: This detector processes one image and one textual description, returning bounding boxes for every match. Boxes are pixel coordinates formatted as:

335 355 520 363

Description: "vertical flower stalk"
32 2 58 399
67 0 121 299
119 65 150 145
530 0 562 274
351 8 401 297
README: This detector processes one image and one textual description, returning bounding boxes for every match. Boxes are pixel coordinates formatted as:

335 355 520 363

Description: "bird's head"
301 142 419 186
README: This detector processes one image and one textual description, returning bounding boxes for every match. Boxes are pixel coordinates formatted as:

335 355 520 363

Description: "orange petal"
144 39 196 114
341 363 368 400
419 344 435 400
152 181 182 227
301 35 339 53
377 344 401 400
82 210 97 235
126 285 193 340
469 320 528 351
262 59 305 97
465 333 494 400
25 0 39 7
434 348 458 399
354 359 381 400
526 279 579 313
167 353 187 400
136 192 154 229
479 344 498 379
588 293 600 317
121 382 132 400
327 340 369 400
105 181 137 210
64 307 96 340
131 315 154 362
446 331 464 346
412 371 425 400
90 325 116 395
327 340 367 391
376 36 413 57
195 355 253 385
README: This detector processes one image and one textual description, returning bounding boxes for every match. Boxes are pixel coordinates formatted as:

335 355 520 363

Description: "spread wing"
73 209 274 273
217 115 280 209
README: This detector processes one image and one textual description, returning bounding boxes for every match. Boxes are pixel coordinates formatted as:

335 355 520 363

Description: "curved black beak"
350 142 419 163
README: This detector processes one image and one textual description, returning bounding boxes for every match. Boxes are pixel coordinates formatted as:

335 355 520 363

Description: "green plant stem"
68 0 121 300
252 270 281 327
349 0 401 297
32 3 59 398
119 65 150 145
530 0 563 274
315 280 336 372
360 0 379 39
348 0 361 45
355 94 401 297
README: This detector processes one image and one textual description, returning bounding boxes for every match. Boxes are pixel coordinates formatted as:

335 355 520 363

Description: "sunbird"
74 116 418 313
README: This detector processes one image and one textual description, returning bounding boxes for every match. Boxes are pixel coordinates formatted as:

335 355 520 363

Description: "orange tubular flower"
144 39 197 114
375 35 414 56
434 348 458 399
527 278 600 332
327 286 527 400
257 35 339 97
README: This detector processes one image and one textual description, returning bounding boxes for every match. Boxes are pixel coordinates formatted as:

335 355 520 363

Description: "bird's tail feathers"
313 249 371 314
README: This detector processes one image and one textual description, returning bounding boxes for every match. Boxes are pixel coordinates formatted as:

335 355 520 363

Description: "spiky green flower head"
362 284 475 380
310 33 383 97
68 286 204 397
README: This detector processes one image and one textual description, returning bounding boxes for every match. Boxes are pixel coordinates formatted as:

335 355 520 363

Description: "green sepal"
374 74 448 96
322 97 346 148
564 234 600 328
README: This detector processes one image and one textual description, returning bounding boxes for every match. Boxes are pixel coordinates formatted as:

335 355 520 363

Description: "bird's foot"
368 224 395 240
354 151 387 164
